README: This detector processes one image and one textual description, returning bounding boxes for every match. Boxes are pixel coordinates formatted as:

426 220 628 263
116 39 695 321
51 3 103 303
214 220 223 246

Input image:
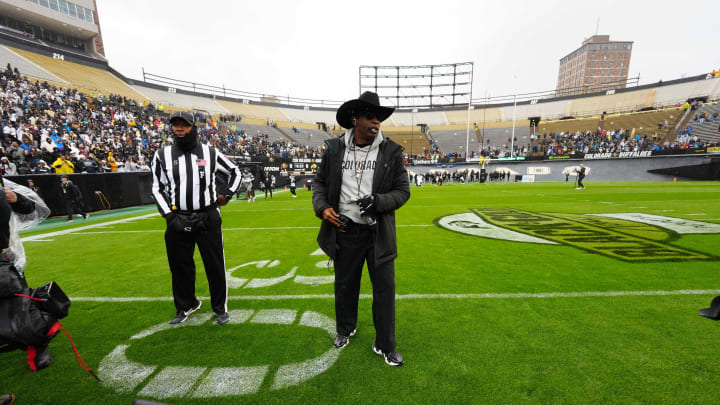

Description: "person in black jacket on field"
60 175 88 222
312 92 410 366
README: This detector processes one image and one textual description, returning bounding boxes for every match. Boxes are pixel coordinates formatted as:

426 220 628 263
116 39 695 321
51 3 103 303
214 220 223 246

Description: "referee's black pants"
334 223 396 353
164 208 227 315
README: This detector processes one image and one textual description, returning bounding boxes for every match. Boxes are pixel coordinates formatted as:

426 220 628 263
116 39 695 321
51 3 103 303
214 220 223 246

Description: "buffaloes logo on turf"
436 209 720 262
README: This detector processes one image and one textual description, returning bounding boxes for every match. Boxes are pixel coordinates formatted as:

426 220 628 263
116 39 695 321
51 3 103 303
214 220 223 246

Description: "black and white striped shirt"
151 143 241 216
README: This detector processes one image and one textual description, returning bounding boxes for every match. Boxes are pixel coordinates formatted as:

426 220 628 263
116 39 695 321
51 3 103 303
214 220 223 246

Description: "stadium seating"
0 45 66 84
689 103 720 143
428 129 481 155
278 107 338 127
537 117 601 135
130 84 228 114
226 121 290 143
278 127 332 148
389 110 448 126
377 126 430 155
9 46 148 102
603 108 683 137
566 88 655 116
216 99 289 122
444 107 502 126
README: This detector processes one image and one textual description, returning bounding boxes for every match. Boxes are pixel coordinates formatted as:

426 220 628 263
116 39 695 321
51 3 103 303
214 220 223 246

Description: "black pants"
164 208 227 315
334 224 396 353
65 199 85 220
290 186 296 196
264 186 272 198
578 176 585 188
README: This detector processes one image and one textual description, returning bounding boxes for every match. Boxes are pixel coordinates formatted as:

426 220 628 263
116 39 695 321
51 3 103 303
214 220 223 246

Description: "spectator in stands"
0 157 16 175
33 160 49 174
107 151 117 172
52 154 74 174
16 162 32 175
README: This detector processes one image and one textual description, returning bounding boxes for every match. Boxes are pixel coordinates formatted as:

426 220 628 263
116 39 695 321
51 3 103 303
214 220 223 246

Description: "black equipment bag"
0 287 60 349
31 282 70 319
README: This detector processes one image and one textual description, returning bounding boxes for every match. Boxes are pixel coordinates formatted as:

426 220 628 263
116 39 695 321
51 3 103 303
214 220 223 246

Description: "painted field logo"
437 209 720 262
98 309 340 399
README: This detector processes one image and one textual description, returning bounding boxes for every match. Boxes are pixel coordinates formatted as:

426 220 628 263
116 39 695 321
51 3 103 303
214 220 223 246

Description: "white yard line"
21 213 159 242
62 224 434 236
72 289 720 302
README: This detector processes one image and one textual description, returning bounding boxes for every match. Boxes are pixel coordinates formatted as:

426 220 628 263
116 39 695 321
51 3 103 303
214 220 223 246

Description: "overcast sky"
97 0 719 105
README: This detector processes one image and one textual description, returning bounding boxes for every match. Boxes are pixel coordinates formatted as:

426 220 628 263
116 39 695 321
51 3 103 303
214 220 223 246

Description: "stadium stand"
0 45 66 84
278 127 332 148
537 116 601 135
216 99 289 122
430 124 531 158
130 84 228 114
278 107 337 127
380 126 431 155
688 102 720 143
9 46 148 102
653 76 720 107
227 122 290 143
602 108 683 139
445 107 502 126
390 110 448 126
566 88 655 116
428 128 481 156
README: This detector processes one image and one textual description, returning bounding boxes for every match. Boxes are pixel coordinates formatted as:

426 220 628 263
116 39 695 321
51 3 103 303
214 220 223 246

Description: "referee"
151 111 241 325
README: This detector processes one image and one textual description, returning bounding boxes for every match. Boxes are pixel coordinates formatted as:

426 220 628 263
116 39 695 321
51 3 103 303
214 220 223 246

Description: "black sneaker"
169 300 202 324
216 312 230 325
332 328 356 348
372 343 404 366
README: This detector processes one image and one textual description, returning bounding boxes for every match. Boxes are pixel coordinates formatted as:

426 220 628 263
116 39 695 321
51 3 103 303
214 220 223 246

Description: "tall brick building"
556 35 632 96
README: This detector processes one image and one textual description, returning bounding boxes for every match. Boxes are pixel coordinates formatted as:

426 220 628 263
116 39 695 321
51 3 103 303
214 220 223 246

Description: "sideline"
71 289 720 302
21 213 159 242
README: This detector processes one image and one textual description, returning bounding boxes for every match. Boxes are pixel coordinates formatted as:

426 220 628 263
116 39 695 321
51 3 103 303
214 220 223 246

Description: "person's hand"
4 188 17 203
216 194 230 206
321 207 340 227
356 194 376 217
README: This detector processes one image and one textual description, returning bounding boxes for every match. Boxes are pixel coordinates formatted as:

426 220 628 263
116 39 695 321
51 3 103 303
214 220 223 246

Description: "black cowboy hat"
336 91 395 129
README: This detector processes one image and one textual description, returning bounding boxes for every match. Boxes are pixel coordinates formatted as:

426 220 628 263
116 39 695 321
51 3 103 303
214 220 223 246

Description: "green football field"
3 181 720 404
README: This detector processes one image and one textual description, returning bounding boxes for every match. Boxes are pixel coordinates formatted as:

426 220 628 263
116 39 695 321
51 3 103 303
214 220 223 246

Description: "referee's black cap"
169 111 194 126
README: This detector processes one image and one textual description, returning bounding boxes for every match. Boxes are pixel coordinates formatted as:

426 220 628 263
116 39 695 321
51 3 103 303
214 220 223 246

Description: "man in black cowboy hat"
312 91 410 366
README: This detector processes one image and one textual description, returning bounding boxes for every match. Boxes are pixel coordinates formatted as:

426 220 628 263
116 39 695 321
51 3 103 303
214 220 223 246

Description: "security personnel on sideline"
151 111 241 325
313 91 410 366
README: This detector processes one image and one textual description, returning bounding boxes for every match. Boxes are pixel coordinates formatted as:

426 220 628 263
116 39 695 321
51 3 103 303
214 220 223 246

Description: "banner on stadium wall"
548 155 570 160
521 175 535 182
708 147 720 153
584 151 652 160
497 157 525 161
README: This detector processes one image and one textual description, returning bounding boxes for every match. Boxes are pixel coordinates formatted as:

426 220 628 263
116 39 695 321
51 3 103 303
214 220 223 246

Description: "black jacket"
312 134 410 265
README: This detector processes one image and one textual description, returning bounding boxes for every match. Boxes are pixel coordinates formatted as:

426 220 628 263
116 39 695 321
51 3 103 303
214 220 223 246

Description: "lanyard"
346 139 371 200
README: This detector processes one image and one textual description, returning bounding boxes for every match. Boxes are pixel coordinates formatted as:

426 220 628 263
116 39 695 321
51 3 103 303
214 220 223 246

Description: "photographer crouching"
0 174 52 369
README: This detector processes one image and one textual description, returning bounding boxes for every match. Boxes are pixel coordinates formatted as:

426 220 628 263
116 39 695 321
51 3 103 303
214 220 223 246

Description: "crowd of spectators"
2 63 717 174
529 125 719 158
0 66 326 177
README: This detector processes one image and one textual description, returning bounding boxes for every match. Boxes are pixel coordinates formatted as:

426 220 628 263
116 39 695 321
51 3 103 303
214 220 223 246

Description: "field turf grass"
2 181 720 404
